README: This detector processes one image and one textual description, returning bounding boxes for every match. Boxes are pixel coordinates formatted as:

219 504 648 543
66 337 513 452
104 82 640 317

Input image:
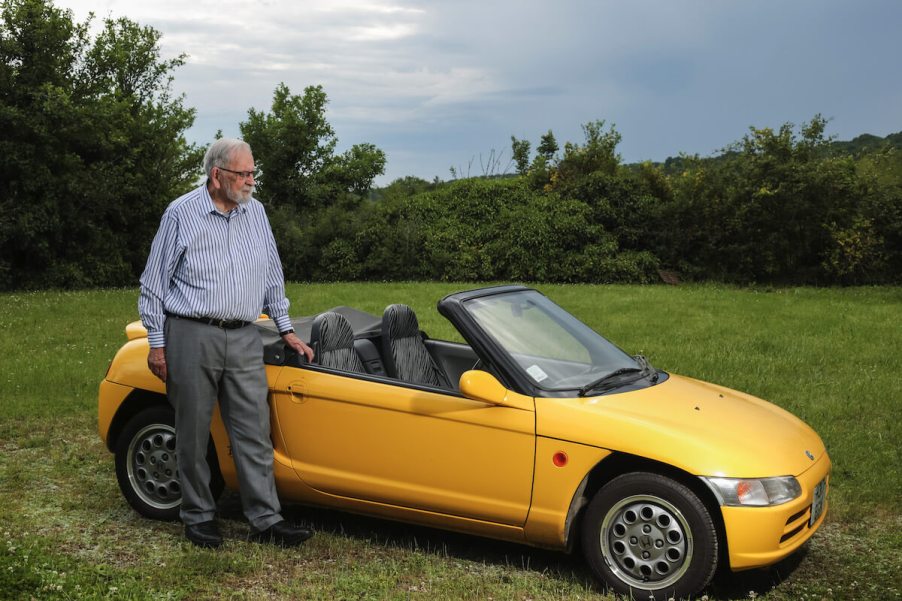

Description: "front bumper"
721 452 831 570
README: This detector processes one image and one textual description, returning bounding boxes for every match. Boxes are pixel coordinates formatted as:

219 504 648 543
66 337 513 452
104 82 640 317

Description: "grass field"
1 283 900 600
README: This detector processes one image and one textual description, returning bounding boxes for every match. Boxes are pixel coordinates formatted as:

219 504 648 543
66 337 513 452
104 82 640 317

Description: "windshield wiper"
578 367 644 397
578 355 660 397
633 354 660 384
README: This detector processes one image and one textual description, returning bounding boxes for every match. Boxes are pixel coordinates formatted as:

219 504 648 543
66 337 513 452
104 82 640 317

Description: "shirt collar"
200 183 249 217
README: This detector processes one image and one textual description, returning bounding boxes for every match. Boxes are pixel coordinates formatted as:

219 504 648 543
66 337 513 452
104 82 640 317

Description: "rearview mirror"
459 370 508 405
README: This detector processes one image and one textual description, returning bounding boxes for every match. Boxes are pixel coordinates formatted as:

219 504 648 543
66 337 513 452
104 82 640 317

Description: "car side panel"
270 458 527 544
271 367 536 526
524 437 612 547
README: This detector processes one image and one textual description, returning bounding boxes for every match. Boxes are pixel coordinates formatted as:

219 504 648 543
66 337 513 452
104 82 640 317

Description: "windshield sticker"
527 365 548 382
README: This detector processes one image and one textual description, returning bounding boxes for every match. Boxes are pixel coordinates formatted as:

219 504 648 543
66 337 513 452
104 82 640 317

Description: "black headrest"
381 304 449 388
383 304 421 340
311 312 355 362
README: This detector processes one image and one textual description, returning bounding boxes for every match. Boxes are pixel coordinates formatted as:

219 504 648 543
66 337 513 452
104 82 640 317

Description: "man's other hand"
282 332 314 363
148 347 167 381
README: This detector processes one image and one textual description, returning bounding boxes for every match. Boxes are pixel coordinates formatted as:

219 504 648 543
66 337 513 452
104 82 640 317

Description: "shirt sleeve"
138 212 181 348
260 208 293 334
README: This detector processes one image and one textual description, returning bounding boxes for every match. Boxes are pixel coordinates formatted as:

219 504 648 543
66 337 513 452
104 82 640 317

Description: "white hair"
202 138 251 179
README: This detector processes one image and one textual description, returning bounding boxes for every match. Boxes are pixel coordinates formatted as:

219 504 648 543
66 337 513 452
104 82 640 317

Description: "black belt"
166 313 251 330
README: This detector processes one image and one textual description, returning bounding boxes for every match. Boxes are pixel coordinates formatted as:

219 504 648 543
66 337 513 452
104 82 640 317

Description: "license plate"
810 477 827 526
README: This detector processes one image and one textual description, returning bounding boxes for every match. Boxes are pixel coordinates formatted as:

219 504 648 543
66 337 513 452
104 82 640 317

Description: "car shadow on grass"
217 490 809 600
217 490 595 586
707 550 807 600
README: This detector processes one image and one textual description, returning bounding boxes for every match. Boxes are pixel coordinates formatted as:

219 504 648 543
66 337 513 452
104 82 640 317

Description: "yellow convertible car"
98 285 829 600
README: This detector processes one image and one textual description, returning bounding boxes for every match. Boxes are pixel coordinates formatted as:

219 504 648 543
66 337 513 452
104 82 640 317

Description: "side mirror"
459 370 508 405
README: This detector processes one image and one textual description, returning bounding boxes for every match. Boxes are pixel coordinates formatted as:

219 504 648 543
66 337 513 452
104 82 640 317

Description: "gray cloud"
56 0 902 183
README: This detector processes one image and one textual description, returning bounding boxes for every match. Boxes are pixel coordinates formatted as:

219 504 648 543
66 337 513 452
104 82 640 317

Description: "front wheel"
581 472 719 600
114 405 223 521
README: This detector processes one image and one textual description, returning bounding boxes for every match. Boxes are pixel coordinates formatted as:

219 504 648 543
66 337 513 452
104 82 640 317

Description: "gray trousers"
165 317 282 531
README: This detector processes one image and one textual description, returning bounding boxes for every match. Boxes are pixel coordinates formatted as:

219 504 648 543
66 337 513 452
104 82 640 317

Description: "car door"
271 366 535 527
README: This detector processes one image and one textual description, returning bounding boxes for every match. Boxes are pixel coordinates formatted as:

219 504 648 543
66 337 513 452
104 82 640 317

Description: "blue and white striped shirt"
138 184 293 348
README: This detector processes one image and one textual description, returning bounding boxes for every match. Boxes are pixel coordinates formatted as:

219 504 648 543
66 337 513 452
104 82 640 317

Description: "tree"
0 0 200 290
521 129 561 191
557 120 622 180
511 135 531 175
537 129 559 161
240 83 385 211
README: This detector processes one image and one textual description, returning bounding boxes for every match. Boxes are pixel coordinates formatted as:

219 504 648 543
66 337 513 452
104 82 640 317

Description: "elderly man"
139 138 314 548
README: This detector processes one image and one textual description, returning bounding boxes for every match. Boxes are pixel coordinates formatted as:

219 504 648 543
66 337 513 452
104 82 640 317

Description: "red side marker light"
552 451 568 467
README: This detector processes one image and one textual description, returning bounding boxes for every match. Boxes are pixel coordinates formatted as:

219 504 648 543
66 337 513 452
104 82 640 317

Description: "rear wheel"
581 472 719 600
114 405 223 521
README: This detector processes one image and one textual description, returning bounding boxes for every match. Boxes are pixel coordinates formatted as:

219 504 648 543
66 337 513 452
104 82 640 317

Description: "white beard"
226 185 254 204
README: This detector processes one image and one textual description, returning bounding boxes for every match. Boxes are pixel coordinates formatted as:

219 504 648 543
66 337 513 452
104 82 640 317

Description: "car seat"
381 304 450 388
310 311 367 374
353 338 387 376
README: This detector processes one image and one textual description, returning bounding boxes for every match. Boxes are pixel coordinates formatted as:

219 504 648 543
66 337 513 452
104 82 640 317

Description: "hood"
536 373 826 478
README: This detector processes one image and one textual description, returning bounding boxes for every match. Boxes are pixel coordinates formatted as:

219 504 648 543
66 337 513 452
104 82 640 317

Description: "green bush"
275 173 665 285
0 0 201 291
656 117 901 284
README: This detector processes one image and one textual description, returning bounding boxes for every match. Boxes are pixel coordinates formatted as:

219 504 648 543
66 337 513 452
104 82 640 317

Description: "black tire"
114 405 223 521
581 472 719 600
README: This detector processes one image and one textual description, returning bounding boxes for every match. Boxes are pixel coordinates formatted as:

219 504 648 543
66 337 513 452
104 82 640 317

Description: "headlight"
702 476 801 506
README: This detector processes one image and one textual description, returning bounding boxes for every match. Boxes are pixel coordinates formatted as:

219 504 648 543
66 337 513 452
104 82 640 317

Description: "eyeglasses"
217 166 257 180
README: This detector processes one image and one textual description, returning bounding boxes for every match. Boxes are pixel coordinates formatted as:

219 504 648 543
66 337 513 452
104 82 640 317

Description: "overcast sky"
54 0 902 185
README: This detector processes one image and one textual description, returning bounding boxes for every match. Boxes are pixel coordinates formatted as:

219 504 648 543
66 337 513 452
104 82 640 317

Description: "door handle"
287 382 306 404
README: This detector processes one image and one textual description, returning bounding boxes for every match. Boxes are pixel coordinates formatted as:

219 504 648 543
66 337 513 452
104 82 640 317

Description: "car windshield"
463 290 640 392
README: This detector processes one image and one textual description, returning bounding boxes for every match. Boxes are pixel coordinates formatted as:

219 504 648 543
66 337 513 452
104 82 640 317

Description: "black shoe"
185 520 223 548
249 520 313 547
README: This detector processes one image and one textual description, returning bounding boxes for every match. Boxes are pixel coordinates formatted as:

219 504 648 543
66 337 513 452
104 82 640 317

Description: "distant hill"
826 131 902 157
647 130 902 174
